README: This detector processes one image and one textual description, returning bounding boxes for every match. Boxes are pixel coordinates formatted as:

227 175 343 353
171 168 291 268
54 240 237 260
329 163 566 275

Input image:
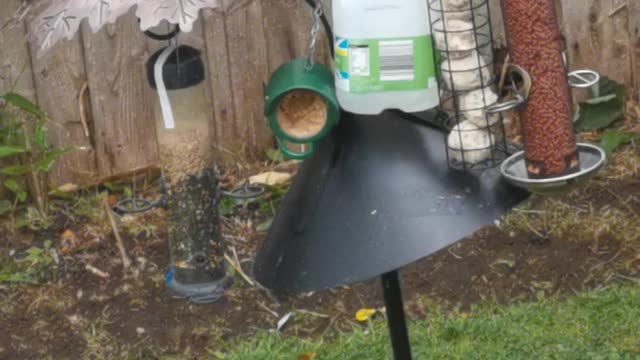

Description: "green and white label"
334 35 436 94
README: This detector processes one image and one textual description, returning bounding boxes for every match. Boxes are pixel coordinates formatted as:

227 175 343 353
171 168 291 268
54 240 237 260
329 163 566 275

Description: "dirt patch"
0 172 638 359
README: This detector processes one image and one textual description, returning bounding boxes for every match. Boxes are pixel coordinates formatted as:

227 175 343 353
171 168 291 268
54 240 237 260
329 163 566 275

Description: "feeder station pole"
382 271 413 360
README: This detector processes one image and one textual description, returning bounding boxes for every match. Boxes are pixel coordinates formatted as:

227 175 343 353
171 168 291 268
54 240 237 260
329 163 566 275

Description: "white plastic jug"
333 0 440 115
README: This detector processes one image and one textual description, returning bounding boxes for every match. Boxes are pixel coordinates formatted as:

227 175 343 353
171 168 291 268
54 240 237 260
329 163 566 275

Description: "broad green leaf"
0 200 11 216
266 149 285 163
35 148 71 172
1 165 30 176
0 146 26 158
4 179 23 193
2 93 44 119
600 130 639 156
574 77 626 132
15 215 29 229
33 122 47 151
17 191 27 203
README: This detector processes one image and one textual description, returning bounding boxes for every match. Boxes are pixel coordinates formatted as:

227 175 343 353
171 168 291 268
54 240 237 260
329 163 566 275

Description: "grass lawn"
220 285 640 360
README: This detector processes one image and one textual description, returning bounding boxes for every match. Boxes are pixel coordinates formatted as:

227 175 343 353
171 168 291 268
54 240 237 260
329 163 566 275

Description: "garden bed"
0 141 638 359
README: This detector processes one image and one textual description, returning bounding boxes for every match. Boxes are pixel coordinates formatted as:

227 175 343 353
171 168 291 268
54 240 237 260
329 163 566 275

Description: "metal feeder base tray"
165 267 230 304
500 143 607 194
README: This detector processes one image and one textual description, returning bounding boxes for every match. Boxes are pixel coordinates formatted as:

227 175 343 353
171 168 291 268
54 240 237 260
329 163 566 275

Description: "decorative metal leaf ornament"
136 0 221 33
29 0 222 55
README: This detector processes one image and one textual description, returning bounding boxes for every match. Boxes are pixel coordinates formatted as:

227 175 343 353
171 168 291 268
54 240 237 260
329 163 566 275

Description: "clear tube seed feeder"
144 27 228 303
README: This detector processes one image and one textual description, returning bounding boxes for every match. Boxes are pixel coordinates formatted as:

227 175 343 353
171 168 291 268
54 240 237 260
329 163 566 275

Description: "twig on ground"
448 247 463 260
296 309 329 318
257 301 279 318
523 218 547 240
103 198 132 270
615 273 640 284
604 188 638 217
224 253 255 287
85 264 110 279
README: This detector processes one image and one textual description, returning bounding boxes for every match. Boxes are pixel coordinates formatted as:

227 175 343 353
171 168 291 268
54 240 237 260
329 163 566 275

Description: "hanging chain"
305 0 323 70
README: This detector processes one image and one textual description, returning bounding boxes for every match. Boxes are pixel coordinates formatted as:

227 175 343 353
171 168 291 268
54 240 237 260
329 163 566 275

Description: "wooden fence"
0 0 638 187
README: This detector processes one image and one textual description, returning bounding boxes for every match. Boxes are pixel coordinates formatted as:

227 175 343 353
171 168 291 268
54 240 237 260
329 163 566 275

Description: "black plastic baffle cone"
254 111 528 294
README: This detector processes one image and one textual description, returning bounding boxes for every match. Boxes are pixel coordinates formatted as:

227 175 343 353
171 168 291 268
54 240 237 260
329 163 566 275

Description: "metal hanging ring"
486 94 525 114
114 198 159 214
567 70 600 89
222 184 266 202
486 64 532 114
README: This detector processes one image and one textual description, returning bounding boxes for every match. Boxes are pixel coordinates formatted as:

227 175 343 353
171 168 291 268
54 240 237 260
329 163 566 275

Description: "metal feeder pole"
382 270 413 360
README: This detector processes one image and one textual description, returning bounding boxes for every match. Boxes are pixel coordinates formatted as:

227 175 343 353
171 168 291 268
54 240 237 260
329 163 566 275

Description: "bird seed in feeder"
276 90 328 140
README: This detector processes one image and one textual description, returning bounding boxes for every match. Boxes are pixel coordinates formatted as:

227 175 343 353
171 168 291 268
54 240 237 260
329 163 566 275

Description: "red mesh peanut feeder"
501 0 576 178
498 0 606 193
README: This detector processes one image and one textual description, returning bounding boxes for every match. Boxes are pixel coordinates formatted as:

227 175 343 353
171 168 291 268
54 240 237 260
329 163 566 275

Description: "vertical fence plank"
628 1 640 92
81 9 160 180
28 31 98 186
263 0 320 73
0 1 36 100
225 1 272 156
202 9 239 160
0 1 37 200
204 2 272 160
560 0 632 87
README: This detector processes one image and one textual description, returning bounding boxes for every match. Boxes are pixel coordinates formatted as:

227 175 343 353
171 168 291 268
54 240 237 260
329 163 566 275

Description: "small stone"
76 289 83 300
136 327 146 335
67 315 81 326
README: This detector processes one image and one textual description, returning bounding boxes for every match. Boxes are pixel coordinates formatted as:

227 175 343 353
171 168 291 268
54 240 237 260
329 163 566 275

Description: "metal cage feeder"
428 0 509 173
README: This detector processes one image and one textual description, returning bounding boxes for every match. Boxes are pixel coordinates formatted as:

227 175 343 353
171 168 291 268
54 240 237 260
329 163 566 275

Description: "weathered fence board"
29 38 99 187
628 1 640 93
1 0 639 188
0 1 36 100
223 2 272 157
81 10 160 180
561 0 633 88
203 10 241 161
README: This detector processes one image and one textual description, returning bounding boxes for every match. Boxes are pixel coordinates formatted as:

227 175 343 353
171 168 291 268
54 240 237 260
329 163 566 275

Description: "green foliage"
2 93 45 119
600 130 639 157
218 197 237 217
257 184 289 217
266 148 286 163
574 78 626 132
0 240 57 285
220 286 640 359
14 206 55 231
0 92 71 216
0 200 10 215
